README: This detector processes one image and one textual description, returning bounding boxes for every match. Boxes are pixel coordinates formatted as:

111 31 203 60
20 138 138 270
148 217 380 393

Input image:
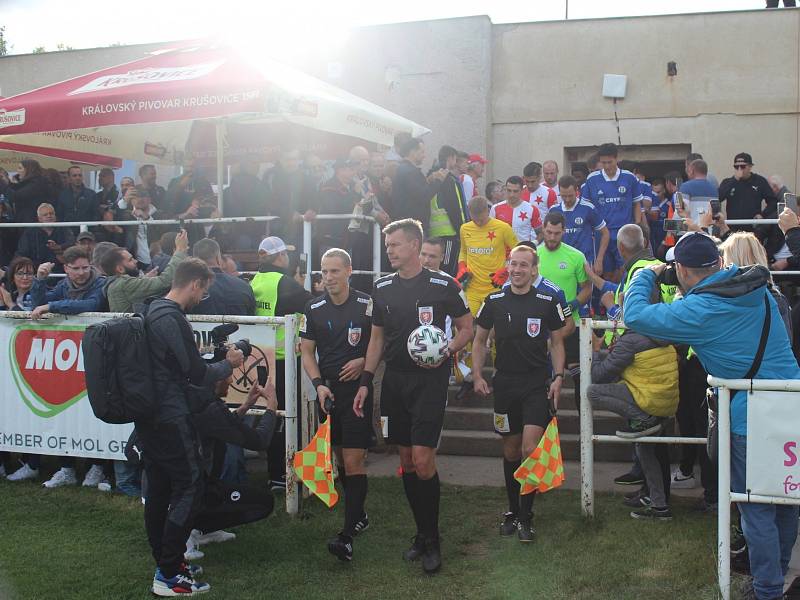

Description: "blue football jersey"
581 168 642 236
549 199 606 262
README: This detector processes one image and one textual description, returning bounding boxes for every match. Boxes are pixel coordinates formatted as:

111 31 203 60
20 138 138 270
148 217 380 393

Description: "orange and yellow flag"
293 417 339 508
514 417 565 494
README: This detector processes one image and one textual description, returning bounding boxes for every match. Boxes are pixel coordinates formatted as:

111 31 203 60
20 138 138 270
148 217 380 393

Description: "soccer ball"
407 325 449 367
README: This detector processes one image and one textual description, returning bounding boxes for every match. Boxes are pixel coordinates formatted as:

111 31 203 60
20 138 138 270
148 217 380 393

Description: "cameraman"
139 257 244 597
623 232 800 600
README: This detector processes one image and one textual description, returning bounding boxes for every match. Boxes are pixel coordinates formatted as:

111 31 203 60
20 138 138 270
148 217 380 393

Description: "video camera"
203 323 252 363
657 264 680 287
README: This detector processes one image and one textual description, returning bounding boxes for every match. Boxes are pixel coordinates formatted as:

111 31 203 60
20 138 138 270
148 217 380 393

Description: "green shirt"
537 242 588 323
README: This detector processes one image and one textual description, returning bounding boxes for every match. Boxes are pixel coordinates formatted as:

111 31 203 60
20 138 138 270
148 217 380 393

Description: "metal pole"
283 315 299 516
579 318 594 517
215 120 225 214
372 220 382 283
303 220 312 292
717 386 732 600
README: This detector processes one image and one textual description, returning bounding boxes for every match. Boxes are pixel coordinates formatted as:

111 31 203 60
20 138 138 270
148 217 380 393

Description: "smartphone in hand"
257 365 269 386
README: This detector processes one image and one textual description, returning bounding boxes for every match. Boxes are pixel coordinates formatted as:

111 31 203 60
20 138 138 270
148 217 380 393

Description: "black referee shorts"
492 370 551 436
329 380 376 449
382 367 449 448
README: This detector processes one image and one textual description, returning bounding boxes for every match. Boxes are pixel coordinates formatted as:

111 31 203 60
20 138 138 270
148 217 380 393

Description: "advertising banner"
0 314 276 460
746 390 800 499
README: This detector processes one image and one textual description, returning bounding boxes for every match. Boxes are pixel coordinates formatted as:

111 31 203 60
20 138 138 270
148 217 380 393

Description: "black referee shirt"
475 286 567 374
300 288 372 380
371 267 469 372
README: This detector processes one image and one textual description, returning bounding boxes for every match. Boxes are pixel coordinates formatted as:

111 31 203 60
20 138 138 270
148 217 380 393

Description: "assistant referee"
300 248 374 562
472 245 567 542
354 218 473 574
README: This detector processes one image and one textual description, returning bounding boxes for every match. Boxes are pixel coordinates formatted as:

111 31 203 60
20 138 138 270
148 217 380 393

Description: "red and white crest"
527 318 541 338
348 327 362 347
418 306 433 326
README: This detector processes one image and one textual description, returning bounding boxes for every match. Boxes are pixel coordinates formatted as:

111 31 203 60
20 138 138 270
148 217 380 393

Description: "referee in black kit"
300 248 374 562
471 245 567 542
354 218 473 574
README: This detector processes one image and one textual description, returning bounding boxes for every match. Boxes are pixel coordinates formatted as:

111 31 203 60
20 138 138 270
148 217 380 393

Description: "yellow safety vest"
251 271 285 360
429 179 465 237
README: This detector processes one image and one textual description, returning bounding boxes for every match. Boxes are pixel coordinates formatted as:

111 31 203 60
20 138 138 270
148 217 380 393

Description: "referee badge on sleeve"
527 318 541 338
298 314 307 333
348 327 362 347
494 412 510 434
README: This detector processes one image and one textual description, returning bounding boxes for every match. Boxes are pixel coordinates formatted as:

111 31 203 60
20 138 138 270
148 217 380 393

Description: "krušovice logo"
10 325 87 418
0 108 26 129
68 61 225 95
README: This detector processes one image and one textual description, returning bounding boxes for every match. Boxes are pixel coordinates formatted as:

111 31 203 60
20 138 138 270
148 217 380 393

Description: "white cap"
258 236 295 255
665 247 675 262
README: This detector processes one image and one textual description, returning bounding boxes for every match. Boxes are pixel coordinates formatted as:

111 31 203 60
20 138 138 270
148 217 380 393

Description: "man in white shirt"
460 154 487 200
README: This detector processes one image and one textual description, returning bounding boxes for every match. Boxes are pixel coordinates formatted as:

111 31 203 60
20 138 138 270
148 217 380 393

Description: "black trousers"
766 0 796 6
440 235 460 277
140 417 205 577
194 479 274 534
677 354 716 501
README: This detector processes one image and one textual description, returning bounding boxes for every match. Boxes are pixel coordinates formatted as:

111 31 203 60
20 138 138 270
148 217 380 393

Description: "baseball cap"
733 152 753 165
468 153 488 165
258 236 295 255
670 232 720 268
77 231 96 242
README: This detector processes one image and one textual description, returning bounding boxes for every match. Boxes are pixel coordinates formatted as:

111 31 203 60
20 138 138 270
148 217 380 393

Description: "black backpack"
82 315 159 424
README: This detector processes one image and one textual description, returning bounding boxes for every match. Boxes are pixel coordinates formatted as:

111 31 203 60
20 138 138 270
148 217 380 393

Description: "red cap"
467 153 488 165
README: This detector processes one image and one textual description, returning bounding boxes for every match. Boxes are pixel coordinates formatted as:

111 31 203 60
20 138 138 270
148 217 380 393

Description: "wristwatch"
553 373 565 380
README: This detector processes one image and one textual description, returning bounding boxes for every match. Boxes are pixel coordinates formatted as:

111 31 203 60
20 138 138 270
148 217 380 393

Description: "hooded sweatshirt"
623 264 800 435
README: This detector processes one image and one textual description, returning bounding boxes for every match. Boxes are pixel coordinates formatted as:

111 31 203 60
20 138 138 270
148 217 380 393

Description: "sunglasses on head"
733 164 749 170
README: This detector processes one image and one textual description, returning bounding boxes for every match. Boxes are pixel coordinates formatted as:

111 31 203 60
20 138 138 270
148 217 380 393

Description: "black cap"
76 231 96 242
673 232 720 268
734 152 753 165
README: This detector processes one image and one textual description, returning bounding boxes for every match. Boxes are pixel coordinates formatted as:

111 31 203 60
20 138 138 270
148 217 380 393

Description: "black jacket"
718 173 777 224
8 175 57 224
436 172 466 234
393 159 441 233
57 185 98 224
16 226 75 270
262 166 316 244
258 264 312 316
316 177 359 244
190 267 256 316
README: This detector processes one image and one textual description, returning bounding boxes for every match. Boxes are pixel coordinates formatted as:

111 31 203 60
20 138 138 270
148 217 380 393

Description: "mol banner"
0 314 277 460
746 390 800 499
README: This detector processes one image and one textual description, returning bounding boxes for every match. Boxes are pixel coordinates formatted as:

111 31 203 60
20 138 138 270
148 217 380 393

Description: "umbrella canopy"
0 42 429 165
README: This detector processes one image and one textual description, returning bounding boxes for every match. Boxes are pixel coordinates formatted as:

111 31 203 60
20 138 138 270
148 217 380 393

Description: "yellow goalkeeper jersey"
458 218 518 295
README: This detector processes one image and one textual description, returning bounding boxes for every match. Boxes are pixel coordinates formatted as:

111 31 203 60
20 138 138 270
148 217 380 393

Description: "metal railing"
578 318 708 517
710 375 800 600
0 215 278 229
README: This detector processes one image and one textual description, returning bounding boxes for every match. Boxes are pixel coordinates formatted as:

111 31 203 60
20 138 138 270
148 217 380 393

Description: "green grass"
0 474 743 600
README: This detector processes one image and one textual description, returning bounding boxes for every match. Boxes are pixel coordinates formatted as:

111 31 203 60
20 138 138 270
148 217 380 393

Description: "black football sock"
342 474 367 537
416 472 441 540
402 471 422 533
503 458 521 516
520 491 535 521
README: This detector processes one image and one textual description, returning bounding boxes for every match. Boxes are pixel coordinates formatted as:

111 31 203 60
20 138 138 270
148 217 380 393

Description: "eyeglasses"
733 164 749 170
15 271 34 278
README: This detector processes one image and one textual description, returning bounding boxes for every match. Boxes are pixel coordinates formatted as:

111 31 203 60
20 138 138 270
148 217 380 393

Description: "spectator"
648 177 670 253
680 160 718 220
490 175 540 243
0 167 9 195
769 174 792 205
317 159 360 254
305 153 328 192
588 304 679 521
458 195 518 316
16 203 75 271
428 145 468 276
250 236 312 490
101 229 189 313
571 163 589 189
718 152 777 232
76 231 97 255
118 176 135 205
485 180 504 205
581 144 643 281
384 131 412 180
6 160 54 229
367 152 385 185
685 152 719 188
136 164 166 213
225 161 266 250
150 231 178 274
0 255 36 311
393 137 446 235
124 188 169 271
629 163 653 214
221 254 240 277
56 166 97 225
190 238 255 317
96 167 119 210
92 207 127 248
549 175 609 274
461 154 487 200
165 158 213 219
521 162 558 221
455 151 469 177
263 148 317 248
91 241 119 275
623 231 800 600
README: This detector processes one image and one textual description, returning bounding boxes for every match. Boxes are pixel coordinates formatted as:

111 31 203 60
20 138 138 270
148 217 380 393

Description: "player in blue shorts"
581 144 642 281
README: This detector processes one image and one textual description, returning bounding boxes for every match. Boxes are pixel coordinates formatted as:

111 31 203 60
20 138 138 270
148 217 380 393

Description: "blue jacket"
623 264 800 435
30 272 107 314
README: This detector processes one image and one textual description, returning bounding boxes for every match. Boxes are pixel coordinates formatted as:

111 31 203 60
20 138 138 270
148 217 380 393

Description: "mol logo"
10 325 87 418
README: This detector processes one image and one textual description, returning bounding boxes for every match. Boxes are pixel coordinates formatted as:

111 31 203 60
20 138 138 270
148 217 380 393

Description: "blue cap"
672 232 720 268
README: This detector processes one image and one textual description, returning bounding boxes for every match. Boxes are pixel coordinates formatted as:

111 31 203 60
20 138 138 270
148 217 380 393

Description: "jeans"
114 459 143 497
731 434 799 599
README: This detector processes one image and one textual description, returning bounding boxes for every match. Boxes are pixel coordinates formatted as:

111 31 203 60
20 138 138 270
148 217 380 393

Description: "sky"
1 0 767 58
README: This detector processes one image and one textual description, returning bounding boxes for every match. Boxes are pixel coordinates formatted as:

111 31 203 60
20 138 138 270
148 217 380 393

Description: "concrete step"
437 429 635 462
448 385 576 409
443 407 624 435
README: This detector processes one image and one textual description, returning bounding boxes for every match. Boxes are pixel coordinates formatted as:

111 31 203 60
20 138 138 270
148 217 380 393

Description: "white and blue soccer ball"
407 325 449 367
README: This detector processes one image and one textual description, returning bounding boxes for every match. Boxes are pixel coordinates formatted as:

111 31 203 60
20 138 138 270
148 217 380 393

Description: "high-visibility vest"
429 180 465 237
605 257 676 345
251 271 285 360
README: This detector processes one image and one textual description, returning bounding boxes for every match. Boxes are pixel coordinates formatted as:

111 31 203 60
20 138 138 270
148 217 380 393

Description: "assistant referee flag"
294 417 339 508
514 417 565 494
